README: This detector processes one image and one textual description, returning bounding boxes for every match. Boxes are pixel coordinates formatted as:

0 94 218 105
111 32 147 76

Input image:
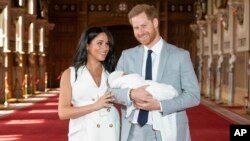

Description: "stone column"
10 7 25 99
227 0 239 105
205 14 215 99
0 1 8 104
215 9 228 102
35 19 48 92
28 53 38 94
247 59 250 114
0 49 4 104
13 52 25 99
244 0 250 114
43 23 54 92
23 14 36 95
0 0 9 105
38 53 46 91
3 53 9 107
197 20 206 94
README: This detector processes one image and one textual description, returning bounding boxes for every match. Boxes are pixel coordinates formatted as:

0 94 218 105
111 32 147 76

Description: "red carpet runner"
0 93 234 141
188 104 235 141
0 94 68 141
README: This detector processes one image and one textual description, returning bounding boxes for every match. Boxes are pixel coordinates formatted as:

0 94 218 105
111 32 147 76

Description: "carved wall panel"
235 52 247 88
235 0 247 52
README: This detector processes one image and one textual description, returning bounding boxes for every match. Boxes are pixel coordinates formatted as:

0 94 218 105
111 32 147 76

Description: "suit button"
97 124 100 128
92 98 95 101
107 108 110 112
109 124 113 128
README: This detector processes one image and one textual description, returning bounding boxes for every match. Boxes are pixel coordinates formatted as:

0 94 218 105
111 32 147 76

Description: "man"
112 4 200 141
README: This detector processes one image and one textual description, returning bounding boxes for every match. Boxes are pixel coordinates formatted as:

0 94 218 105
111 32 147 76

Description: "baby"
108 70 178 141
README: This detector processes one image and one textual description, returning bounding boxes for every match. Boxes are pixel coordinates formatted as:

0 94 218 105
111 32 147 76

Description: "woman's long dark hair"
72 27 116 80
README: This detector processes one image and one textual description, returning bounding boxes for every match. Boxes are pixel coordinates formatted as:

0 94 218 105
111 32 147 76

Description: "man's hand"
134 98 161 111
130 85 161 111
130 85 152 103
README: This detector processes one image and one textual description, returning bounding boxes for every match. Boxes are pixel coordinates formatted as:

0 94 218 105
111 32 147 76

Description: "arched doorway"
107 25 139 59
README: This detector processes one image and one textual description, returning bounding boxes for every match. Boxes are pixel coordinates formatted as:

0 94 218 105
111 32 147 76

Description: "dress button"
97 124 100 128
92 98 95 101
107 108 110 112
109 124 113 128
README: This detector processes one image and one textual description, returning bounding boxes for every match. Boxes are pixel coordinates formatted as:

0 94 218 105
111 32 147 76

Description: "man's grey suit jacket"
112 41 200 141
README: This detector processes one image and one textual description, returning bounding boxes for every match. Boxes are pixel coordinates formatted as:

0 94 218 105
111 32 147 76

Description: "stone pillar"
245 0 250 114
197 20 206 95
205 14 215 99
38 53 46 91
23 14 36 95
10 7 25 99
0 49 4 103
28 53 37 94
43 23 54 92
247 59 250 114
228 53 236 105
12 52 25 99
0 0 9 105
2 52 10 107
215 9 228 102
34 19 46 92
215 55 223 101
227 0 239 105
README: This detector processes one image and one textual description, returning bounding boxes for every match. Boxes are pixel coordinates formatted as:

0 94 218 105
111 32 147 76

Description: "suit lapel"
127 46 144 121
157 41 170 81
134 46 144 76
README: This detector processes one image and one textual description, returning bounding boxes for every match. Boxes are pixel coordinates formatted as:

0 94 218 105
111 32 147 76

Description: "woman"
58 27 119 141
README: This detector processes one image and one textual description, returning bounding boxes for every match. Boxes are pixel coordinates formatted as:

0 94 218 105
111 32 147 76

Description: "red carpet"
188 104 235 141
0 93 235 141
0 94 68 141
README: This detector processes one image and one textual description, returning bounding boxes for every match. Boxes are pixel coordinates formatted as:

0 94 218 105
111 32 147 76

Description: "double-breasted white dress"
68 66 120 141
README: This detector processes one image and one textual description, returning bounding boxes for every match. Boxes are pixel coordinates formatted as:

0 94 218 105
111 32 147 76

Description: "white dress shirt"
131 38 163 124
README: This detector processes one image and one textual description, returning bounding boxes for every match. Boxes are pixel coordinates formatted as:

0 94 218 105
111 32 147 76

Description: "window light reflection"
0 135 22 141
45 102 58 106
6 119 45 125
28 109 57 113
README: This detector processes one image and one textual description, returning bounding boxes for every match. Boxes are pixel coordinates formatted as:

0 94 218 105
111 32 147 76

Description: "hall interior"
0 0 250 132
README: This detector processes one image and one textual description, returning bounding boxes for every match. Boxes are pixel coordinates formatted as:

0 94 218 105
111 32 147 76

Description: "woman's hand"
93 91 114 110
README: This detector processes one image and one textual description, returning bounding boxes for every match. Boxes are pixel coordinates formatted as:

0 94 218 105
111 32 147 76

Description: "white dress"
68 66 120 141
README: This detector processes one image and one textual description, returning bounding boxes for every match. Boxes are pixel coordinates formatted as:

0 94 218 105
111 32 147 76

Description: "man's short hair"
128 4 158 23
